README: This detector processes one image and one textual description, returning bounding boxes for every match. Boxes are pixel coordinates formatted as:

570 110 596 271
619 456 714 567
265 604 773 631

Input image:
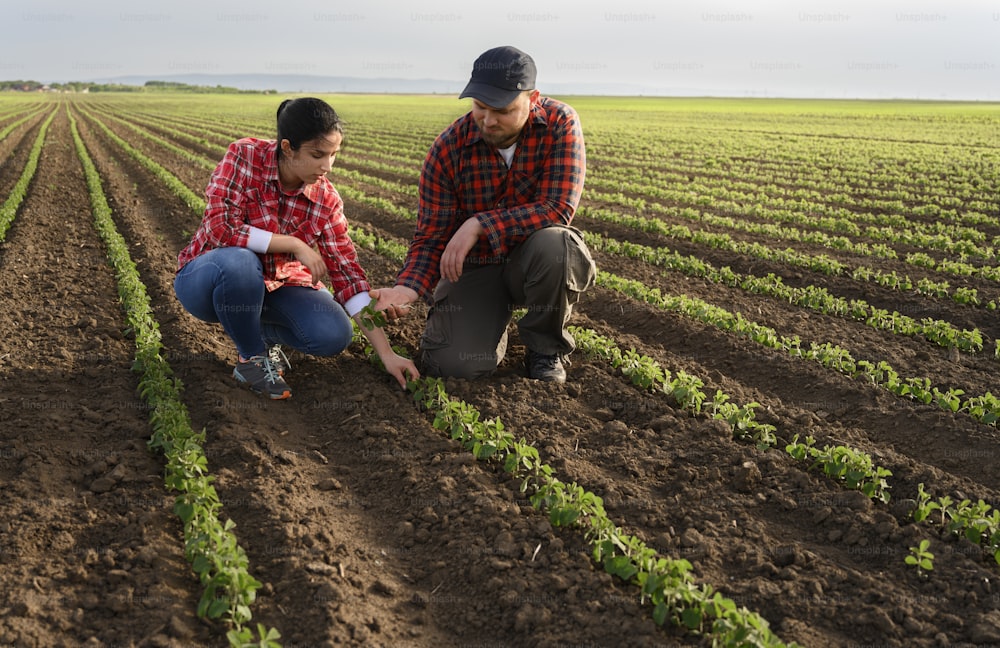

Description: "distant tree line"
0 80 275 94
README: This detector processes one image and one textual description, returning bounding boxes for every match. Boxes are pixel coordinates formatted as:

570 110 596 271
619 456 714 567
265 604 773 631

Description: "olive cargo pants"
420 225 596 379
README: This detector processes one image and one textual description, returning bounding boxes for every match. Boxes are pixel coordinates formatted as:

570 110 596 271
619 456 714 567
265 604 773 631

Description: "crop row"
310 152 1000 311
347 221 998 643
0 105 48 146
43 93 1000 644
0 107 56 240
324 108 995 220
575 204 996 307
315 138 1000 270
67 101 1000 471
580 114 998 204
347 222 1000 648
86 97 995 254
596 270 1000 426
347 224 901 510
302 171 1000 430
295 168 998 360
308 118 998 255
912 485 1000 566
318 180 1000 428
68 105 280 647
406 373 796 647
570 325 894 504
584 232 989 354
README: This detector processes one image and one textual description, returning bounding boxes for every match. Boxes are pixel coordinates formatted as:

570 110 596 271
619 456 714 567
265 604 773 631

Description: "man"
371 46 595 383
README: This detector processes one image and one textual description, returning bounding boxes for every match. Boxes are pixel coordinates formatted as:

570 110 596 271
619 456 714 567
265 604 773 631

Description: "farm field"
0 91 999 647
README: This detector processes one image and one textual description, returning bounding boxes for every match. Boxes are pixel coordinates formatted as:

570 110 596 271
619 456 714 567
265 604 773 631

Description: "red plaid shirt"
396 97 586 301
177 138 370 306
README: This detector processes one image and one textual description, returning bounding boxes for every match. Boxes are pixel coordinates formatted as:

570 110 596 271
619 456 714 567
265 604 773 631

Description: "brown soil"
1 102 999 648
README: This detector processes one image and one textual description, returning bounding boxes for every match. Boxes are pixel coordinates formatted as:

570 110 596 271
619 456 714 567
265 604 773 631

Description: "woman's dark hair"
276 97 343 154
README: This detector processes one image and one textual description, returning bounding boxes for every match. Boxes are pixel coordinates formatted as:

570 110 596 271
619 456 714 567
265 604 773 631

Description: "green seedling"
905 539 934 577
227 624 282 648
785 435 892 503
357 297 389 331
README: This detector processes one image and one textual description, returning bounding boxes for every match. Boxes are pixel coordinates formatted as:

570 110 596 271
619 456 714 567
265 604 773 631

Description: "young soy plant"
357 297 389 331
905 539 934 578
785 435 892 503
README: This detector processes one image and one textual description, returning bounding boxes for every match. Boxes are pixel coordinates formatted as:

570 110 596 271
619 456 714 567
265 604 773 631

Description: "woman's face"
279 130 342 189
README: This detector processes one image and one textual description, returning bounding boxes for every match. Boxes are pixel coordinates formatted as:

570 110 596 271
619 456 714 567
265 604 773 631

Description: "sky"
3 0 998 100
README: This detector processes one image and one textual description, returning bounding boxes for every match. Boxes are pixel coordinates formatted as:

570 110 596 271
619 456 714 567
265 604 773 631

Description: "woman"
174 97 418 399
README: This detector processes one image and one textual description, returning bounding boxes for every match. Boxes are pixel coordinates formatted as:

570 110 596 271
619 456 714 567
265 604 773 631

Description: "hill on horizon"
73 72 706 97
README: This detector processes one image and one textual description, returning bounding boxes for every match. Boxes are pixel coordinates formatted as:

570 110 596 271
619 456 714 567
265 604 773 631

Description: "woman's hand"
379 351 421 389
352 310 420 389
266 233 328 284
293 242 328 285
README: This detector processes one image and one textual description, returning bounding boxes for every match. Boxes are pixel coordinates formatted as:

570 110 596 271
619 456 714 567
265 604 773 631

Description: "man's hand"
440 218 483 283
369 285 419 320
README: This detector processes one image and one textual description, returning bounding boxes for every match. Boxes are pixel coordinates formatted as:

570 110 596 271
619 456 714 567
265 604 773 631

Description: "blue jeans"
173 247 353 360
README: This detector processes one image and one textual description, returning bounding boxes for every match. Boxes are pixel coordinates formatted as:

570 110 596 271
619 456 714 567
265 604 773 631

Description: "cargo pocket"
564 227 597 294
419 284 455 377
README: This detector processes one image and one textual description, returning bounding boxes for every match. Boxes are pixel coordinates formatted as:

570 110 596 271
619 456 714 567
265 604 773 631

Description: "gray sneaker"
233 355 291 399
267 344 291 375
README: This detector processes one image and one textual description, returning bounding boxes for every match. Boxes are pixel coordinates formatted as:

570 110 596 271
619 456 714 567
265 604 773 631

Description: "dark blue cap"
459 46 536 108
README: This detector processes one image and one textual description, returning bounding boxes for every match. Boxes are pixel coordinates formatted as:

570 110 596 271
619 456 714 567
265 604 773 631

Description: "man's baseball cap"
459 46 536 108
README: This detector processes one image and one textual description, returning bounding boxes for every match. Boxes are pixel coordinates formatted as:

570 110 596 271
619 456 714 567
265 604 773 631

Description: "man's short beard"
482 130 518 148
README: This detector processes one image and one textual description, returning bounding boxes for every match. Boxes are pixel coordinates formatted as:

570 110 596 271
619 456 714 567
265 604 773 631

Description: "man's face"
471 90 539 149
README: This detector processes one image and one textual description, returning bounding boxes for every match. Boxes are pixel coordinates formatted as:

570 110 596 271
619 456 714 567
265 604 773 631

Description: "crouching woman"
174 97 418 399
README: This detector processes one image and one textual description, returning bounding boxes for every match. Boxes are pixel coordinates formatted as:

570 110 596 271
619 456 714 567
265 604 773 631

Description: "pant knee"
422 347 497 380
517 226 595 291
219 248 266 290
306 324 353 357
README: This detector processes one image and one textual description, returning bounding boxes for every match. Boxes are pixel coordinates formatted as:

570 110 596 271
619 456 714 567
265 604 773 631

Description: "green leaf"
681 605 703 629
604 555 638 581
652 601 668 626
206 595 230 619
552 507 580 527
191 554 211 575
174 500 195 523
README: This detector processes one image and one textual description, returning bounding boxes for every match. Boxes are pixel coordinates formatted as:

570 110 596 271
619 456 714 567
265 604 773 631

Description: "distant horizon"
7 71 999 104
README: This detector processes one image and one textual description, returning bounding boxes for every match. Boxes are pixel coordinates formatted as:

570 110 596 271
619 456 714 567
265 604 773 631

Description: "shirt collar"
264 140 281 185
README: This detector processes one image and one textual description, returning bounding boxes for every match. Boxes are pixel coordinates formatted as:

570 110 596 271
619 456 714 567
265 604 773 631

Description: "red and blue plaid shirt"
396 97 586 301
177 138 370 306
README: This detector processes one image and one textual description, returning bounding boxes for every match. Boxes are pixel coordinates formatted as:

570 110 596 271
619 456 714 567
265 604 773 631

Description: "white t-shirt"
497 143 516 167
